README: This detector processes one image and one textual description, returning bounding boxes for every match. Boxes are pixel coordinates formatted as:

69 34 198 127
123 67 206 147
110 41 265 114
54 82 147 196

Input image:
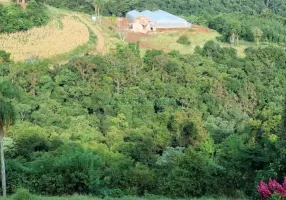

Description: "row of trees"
36 0 286 17
208 13 286 44
0 41 286 198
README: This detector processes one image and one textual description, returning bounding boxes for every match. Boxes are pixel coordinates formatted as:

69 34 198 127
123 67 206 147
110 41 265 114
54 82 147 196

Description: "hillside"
1 0 286 200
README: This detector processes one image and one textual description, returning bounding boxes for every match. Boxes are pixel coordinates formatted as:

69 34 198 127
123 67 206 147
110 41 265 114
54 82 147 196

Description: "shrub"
0 50 11 64
177 35 191 45
12 188 34 200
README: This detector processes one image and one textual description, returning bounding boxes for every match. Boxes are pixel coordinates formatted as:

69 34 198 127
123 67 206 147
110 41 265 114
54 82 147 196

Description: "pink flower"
275 182 286 197
268 178 276 192
283 177 286 189
257 180 272 198
257 178 286 199
268 178 286 197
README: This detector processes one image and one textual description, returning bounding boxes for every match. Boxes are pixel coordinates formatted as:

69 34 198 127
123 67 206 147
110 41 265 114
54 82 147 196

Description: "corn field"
0 0 10 4
0 16 90 61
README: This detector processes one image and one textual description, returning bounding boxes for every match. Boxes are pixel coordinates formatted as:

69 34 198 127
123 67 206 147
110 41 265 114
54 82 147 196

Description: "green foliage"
35 0 286 18
12 188 34 200
0 1 49 33
36 0 95 14
157 149 225 197
0 195 237 200
209 13 286 43
0 50 11 64
1 35 286 199
0 99 15 127
177 35 191 46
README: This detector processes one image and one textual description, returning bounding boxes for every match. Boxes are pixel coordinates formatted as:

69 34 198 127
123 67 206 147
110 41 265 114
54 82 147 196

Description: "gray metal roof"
141 10 161 21
127 10 141 17
154 10 186 21
126 10 141 22
127 10 188 22
126 10 191 28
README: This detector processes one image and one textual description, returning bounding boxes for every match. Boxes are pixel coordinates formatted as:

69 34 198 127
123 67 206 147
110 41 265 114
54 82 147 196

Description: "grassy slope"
139 28 258 57
92 17 122 53
43 16 97 65
140 29 219 55
42 6 97 64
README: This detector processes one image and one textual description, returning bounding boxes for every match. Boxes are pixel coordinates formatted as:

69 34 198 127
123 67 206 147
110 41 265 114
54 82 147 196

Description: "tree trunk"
98 7 101 24
266 0 270 8
116 79 120 94
134 65 137 77
0 129 6 197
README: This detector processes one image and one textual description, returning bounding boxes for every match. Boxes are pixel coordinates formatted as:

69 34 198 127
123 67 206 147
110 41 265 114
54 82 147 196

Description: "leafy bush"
0 50 11 64
177 35 191 45
0 0 49 33
12 188 34 200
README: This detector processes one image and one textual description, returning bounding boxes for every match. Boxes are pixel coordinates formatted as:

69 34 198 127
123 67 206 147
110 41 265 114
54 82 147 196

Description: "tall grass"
44 15 98 64
0 16 90 61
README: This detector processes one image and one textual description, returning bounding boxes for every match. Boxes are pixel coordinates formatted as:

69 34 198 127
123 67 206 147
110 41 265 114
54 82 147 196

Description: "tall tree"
0 79 18 197
265 0 270 8
91 0 107 24
252 27 263 46
0 99 15 197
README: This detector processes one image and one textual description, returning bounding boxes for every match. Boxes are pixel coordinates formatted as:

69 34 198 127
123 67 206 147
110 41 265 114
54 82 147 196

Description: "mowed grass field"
139 27 219 55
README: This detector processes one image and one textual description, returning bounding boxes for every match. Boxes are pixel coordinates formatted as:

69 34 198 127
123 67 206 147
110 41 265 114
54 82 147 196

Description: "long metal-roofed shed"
126 9 191 32
126 10 141 23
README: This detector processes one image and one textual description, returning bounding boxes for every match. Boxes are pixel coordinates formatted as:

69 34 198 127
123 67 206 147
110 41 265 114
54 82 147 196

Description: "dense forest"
1 0 286 199
0 41 286 198
37 0 286 17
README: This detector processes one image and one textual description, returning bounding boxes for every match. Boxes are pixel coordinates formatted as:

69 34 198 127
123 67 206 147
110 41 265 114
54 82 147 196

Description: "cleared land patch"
137 27 220 54
105 18 220 54
0 16 90 61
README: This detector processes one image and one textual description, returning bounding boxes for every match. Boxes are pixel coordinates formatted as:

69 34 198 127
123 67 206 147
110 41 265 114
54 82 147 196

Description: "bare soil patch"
192 25 212 33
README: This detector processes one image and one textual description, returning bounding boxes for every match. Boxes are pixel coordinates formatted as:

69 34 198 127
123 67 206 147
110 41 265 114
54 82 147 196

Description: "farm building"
130 16 155 33
126 10 191 33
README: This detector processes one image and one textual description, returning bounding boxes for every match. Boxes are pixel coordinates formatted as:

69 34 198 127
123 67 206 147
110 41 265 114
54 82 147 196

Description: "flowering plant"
257 178 286 199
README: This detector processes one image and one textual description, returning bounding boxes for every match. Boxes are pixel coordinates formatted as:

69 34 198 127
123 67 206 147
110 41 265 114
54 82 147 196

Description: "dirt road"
76 15 105 53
